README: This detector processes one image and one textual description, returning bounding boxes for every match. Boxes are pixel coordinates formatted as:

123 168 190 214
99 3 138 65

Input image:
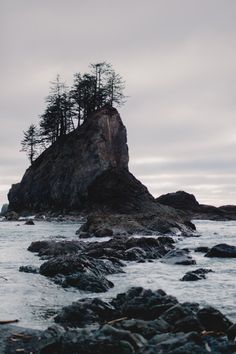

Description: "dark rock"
39 254 123 277
25 219 35 225
156 191 200 211
19 265 39 274
78 232 91 239
161 249 196 265
206 243 236 258
84 236 174 261
62 273 114 293
55 297 116 327
194 246 209 253
197 306 233 332
8 107 129 213
181 268 213 281
5 211 19 221
28 240 85 257
0 203 8 216
94 228 114 237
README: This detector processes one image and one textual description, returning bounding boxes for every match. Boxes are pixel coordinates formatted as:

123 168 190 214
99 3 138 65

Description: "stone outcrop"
157 190 236 221
7 107 193 234
8 107 128 212
156 191 200 212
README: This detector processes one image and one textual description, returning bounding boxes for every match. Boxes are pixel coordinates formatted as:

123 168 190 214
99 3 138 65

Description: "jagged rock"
156 191 200 211
55 297 115 327
19 265 39 274
61 273 114 293
38 254 123 292
8 107 129 212
94 228 114 237
84 236 174 261
197 306 233 332
79 212 193 237
28 240 85 257
0 203 8 216
181 268 213 281
161 249 196 265
5 211 19 221
25 219 35 225
7 107 193 235
205 243 236 258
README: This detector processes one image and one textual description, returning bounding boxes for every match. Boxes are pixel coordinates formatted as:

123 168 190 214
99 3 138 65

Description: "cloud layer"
1 0 236 206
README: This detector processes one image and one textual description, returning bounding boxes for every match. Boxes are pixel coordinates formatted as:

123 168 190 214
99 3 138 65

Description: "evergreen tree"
21 124 39 164
39 75 73 145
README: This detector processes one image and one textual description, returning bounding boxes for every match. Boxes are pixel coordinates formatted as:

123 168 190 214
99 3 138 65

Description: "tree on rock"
40 75 74 145
21 124 39 164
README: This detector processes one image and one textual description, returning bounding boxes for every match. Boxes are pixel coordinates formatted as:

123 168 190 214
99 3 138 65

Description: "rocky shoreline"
0 217 233 353
0 285 235 353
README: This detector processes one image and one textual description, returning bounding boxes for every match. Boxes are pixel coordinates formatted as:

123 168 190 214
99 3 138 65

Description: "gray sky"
1 0 236 206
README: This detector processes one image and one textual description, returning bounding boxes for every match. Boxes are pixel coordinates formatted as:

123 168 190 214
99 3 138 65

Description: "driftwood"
0 319 19 325
106 317 128 325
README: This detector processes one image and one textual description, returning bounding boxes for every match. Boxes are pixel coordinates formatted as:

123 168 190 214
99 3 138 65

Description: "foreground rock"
206 243 236 258
0 287 235 354
39 254 124 292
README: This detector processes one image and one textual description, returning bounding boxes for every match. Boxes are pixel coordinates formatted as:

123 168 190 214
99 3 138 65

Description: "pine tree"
21 124 39 164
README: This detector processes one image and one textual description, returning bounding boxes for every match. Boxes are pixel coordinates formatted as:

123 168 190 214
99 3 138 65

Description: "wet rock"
181 268 213 281
161 249 196 265
62 273 114 293
19 265 39 274
114 318 171 339
53 324 146 354
111 287 178 321
5 211 19 221
94 228 114 237
28 240 85 257
39 254 123 277
85 236 174 261
39 254 123 292
80 212 194 238
78 231 91 239
143 331 202 353
197 306 233 332
194 246 209 253
55 298 116 327
25 219 35 225
206 243 236 258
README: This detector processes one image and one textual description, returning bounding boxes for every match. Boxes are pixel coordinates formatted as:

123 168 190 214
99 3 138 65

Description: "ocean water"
0 219 235 329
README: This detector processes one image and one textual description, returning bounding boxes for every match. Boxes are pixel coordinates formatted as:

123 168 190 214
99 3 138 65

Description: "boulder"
206 243 236 258
181 268 213 281
197 306 233 332
25 219 35 225
156 191 200 211
161 249 196 265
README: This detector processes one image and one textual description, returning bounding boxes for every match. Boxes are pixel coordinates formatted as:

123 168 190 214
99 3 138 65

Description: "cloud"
1 0 236 206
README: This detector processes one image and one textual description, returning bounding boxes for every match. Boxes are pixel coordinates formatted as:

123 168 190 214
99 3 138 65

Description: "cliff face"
8 107 129 212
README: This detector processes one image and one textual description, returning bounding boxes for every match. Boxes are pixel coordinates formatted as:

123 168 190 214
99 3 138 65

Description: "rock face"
8 107 129 212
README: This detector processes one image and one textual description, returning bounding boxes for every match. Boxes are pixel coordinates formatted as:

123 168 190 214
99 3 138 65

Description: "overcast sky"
1 0 236 206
